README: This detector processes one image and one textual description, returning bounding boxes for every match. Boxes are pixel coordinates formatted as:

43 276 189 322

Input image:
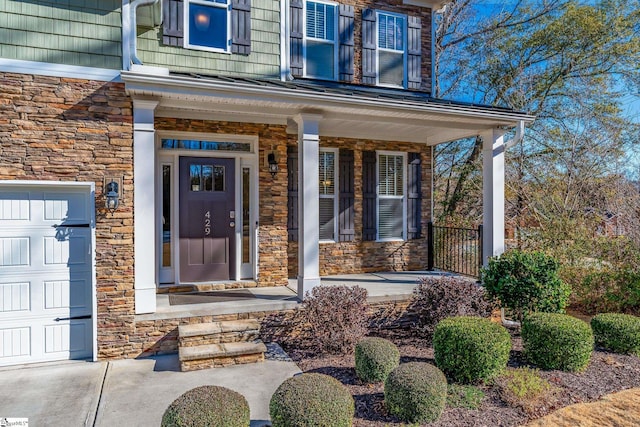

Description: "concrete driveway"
0 344 300 427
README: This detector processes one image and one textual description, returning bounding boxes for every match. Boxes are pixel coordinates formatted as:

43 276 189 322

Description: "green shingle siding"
0 0 122 70
140 0 281 78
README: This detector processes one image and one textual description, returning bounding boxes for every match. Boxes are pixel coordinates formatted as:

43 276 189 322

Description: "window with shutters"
377 11 406 87
319 149 338 241
185 0 231 53
377 152 406 240
305 1 338 80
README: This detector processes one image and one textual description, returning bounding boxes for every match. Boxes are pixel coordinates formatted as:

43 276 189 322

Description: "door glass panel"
213 166 225 191
190 165 201 191
242 167 250 264
162 164 172 267
202 166 213 191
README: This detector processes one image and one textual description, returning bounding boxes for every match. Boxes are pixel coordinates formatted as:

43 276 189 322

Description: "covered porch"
136 271 452 322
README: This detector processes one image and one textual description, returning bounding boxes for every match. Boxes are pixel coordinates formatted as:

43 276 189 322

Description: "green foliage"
384 362 448 424
522 313 594 372
433 316 511 384
161 385 249 427
591 313 640 357
446 384 485 410
269 373 354 427
494 367 556 415
409 276 495 339
482 250 571 321
296 285 369 354
572 268 640 315
354 337 400 383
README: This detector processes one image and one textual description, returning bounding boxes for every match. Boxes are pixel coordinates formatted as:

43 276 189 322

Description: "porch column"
294 113 323 299
481 128 507 266
133 99 159 314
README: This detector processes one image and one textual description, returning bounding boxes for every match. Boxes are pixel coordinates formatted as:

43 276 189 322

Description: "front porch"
136 271 449 322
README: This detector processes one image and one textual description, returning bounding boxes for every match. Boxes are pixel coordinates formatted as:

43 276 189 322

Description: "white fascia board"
121 71 535 124
0 58 121 82
403 0 449 10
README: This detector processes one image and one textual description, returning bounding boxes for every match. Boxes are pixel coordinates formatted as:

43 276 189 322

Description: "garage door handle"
53 223 90 228
54 315 92 322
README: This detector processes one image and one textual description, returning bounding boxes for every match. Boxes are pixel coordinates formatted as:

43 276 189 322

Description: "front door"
179 157 235 282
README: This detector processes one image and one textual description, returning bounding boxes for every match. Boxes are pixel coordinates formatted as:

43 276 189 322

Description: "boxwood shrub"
522 313 594 372
270 373 354 427
384 362 447 424
355 337 400 383
433 316 511 383
161 385 249 427
591 313 640 356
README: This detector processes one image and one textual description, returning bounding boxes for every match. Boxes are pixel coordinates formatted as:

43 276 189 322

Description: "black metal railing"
427 222 483 278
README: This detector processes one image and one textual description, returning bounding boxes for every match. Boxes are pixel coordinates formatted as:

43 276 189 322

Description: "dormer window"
185 0 231 53
305 1 338 80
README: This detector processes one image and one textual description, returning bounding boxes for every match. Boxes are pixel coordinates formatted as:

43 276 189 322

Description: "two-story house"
0 0 533 367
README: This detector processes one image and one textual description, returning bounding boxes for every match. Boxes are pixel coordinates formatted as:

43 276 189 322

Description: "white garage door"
0 184 94 366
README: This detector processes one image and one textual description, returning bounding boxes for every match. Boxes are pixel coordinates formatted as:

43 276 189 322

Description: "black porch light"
105 180 120 213
268 152 278 178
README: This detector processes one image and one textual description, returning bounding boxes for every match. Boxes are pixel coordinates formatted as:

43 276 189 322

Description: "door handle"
230 221 235 227
54 315 92 322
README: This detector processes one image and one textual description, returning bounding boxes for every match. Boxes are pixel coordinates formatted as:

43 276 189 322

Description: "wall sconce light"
105 180 120 213
268 152 278 178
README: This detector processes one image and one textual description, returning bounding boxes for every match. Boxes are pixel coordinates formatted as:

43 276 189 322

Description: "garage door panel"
0 282 30 312
0 185 94 366
0 327 31 358
0 192 30 221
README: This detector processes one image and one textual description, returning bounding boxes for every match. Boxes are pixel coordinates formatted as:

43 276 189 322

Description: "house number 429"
204 211 211 236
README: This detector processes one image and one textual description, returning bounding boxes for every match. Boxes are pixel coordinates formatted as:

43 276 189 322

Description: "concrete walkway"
0 344 300 427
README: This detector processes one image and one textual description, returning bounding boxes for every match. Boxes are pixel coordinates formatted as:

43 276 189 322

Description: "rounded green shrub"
355 337 400 383
482 250 571 321
522 313 594 372
591 313 640 356
384 362 447 423
161 385 249 427
270 373 354 427
433 316 511 383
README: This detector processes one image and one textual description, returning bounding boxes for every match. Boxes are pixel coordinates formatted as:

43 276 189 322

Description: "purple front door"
179 157 236 282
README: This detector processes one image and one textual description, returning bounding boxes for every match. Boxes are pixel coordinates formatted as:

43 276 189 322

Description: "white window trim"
376 150 407 242
303 0 339 81
184 0 232 54
319 147 339 243
375 10 408 89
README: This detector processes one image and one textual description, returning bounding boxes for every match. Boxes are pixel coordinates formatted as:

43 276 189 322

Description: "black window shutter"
287 145 299 242
290 0 304 77
362 150 377 241
163 0 184 46
338 5 354 82
407 152 422 239
407 16 422 90
361 9 377 85
231 0 251 54
339 149 355 241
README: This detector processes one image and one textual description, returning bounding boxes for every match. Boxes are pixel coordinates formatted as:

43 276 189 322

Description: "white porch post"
133 99 159 314
294 113 322 300
482 128 506 266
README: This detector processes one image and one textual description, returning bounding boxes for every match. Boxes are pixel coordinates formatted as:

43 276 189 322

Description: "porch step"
178 319 266 372
158 281 258 294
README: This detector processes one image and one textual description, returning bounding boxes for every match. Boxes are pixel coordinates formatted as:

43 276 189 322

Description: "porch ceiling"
122 71 534 145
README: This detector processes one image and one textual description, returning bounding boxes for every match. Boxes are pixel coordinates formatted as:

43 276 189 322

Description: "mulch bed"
285 328 640 427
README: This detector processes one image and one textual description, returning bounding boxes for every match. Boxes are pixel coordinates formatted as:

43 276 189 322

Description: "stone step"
178 319 260 338
158 281 258 293
179 340 267 372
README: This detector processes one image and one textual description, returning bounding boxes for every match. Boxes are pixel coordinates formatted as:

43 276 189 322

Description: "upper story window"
319 149 338 241
185 0 231 53
377 12 406 87
305 1 338 80
377 152 406 240
362 9 422 90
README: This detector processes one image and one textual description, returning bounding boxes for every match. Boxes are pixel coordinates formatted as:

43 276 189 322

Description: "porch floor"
136 270 450 321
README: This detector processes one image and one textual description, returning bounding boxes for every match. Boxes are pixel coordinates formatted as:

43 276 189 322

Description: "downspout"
127 0 160 68
281 0 290 81
504 120 525 150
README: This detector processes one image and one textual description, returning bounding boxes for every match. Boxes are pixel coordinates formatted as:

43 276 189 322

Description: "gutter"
121 71 535 123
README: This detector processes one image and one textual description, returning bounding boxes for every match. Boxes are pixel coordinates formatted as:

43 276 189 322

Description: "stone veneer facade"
0 72 431 359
